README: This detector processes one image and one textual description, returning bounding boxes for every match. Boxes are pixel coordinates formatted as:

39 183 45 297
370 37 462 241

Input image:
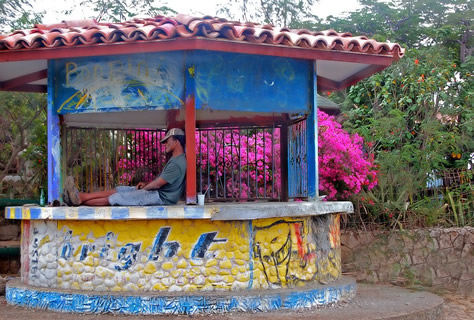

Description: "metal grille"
288 118 308 198
64 126 285 201
196 127 281 201
64 128 167 192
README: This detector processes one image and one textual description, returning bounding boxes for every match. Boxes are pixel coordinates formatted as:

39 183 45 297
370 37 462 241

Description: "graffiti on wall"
53 51 309 114
252 215 341 288
55 52 185 114
253 219 317 287
22 215 340 292
59 226 227 272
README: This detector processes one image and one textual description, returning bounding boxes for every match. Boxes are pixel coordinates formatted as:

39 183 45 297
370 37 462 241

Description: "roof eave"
0 37 398 64
0 37 399 92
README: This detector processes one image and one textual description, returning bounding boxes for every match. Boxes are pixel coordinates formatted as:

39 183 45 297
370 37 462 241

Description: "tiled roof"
0 14 404 58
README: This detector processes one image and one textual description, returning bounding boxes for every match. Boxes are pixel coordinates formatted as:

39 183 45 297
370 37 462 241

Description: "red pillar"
185 95 197 204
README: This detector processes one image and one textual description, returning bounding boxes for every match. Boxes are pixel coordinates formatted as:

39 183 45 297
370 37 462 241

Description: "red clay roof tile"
0 14 404 58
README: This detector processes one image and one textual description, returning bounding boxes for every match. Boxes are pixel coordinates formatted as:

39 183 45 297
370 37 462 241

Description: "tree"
217 0 317 28
76 0 176 22
0 0 43 32
323 0 472 56
336 45 473 227
0 92 47 196
318 0 473 227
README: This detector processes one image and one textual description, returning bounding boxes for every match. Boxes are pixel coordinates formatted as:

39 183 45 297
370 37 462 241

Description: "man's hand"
136 182 147 190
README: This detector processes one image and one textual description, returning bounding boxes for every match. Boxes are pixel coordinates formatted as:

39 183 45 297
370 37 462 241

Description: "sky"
36 0 362 24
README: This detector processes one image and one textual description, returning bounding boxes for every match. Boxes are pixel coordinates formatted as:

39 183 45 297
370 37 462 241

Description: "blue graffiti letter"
115 243 141 271
191 232 226 259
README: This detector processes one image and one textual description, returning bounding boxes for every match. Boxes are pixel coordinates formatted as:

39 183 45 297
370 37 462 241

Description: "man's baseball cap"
160 128 185 143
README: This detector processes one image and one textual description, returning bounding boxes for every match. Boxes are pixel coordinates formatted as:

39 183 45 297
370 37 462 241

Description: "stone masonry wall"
21 215 341 292
341 227 473 296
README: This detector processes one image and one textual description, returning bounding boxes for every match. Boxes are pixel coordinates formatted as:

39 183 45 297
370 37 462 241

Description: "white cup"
197 194 205 206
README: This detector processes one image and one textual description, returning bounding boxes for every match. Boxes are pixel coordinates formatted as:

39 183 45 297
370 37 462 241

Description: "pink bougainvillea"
195 129 280 199
317 110 377 199
117 110 376 200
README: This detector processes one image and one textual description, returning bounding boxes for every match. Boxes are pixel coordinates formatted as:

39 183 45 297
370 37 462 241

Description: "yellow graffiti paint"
29 215 342 292
75 92 89 109
39 235 50 247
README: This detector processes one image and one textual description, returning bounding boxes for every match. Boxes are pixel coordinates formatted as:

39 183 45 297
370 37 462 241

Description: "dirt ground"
442 293 474 320
0 285 471 320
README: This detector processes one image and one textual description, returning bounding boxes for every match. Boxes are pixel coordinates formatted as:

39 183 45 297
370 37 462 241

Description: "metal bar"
247 128 250 199
230 129 234 197
280 123 288 201
222 129 226 199
199 130 202 194
157 131 161 175
111 130 115 189
214 129 218 199
75 129 79 190
153 130 157 180
153 130 156 180
95 128 99 190
263 128 266 198
206 130 210 199
64 127 68 181
134 130 138 185
238 128 242 199
254 129 257 198
140 129 143 182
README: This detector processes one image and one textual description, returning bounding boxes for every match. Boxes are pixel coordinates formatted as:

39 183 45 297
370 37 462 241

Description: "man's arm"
137 162 179 190
139 177 167 190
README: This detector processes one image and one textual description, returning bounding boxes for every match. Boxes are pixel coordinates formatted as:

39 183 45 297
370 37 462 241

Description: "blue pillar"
307 61 319 200
47 60 62 202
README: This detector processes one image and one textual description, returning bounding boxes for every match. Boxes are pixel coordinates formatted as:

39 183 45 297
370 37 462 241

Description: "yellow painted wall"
23 215 340 292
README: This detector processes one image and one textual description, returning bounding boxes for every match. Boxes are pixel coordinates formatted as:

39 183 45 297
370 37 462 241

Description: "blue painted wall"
193 51 310 113
54 52 185 114
53 51 310 115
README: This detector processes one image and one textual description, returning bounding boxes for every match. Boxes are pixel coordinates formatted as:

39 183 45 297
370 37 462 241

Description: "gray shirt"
157 153 186 205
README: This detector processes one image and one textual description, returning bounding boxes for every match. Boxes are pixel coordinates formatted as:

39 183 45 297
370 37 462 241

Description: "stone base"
6 277 356 315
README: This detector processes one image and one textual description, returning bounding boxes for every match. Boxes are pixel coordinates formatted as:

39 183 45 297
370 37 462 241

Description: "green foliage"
77 0 176 22
21 118 47 191
217 0 315 27
338 46 473 228
323 1 473 230
0 0 43 32
0 92 47 198
324 0 472 50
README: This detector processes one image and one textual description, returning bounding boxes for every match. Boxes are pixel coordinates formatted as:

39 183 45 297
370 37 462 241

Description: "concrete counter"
5 201 353 221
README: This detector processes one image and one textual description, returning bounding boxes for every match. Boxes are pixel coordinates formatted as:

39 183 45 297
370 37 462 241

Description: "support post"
47 60 62 203
185 62 197 204
307 60 319 200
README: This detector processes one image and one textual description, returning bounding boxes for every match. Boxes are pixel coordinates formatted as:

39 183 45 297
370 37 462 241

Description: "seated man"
63 128 186 206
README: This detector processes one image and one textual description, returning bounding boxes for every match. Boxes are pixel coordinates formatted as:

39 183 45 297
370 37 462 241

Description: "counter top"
5 201 353 221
